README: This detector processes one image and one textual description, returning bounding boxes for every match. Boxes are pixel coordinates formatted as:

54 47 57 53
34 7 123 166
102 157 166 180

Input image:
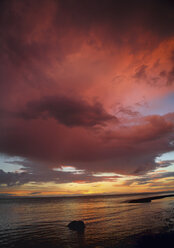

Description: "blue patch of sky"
155 151 174 172
138 92 174 116
0 155 24 172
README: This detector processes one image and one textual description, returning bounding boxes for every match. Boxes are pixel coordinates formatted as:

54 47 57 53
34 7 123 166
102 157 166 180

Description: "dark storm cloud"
0 113 174 179
18 96 117 127
58 0 174 39
0 0 174 187
1 0 174 65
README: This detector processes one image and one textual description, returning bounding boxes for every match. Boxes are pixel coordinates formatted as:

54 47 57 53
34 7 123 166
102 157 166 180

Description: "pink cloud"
0 0 174 186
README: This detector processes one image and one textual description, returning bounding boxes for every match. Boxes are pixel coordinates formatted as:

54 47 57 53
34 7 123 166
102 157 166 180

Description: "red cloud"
0 0 174 186
18 95 117 127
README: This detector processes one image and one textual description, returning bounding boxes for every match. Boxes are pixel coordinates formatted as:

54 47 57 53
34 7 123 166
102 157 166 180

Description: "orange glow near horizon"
1 163 174 197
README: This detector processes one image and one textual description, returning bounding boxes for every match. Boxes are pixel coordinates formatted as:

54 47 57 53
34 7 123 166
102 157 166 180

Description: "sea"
0 193 174 248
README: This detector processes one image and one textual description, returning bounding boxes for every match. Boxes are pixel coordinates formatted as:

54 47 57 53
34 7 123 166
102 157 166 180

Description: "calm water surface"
0 193 174 248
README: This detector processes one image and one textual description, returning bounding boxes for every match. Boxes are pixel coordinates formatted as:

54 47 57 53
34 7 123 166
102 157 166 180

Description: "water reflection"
0 195 174 248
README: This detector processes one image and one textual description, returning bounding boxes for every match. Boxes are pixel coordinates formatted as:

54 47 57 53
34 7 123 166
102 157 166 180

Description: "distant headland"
128 194 174 203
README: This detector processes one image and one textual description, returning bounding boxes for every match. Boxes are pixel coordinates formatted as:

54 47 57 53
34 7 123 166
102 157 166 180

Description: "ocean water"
0 193 174 248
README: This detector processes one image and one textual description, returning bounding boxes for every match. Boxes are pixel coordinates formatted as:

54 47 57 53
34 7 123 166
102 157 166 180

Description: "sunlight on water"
0 194 174 248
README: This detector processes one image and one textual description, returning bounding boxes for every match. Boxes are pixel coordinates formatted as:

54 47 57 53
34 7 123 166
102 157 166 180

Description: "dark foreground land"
128 194 174 203
135 231 174 248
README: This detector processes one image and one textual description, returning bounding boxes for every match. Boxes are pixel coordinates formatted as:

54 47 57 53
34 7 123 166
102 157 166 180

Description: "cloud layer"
0 0 174 188
18 95 117 127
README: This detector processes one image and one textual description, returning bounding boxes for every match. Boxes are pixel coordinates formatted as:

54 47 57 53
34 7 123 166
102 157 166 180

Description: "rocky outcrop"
68 220 85 231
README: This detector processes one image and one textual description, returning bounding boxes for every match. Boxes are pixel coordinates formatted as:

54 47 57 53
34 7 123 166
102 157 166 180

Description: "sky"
0 0 174 197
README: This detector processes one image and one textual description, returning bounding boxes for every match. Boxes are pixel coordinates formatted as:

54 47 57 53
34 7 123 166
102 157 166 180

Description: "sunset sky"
0 0 174 197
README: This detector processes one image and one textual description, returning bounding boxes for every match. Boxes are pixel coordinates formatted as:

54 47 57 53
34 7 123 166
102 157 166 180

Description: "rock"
68 220 85 231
